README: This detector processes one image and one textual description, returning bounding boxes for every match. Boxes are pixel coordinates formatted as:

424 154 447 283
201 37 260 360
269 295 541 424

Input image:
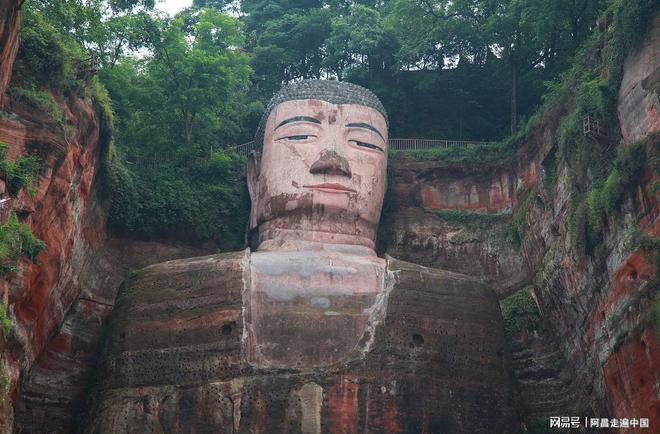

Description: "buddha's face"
248 99 388 246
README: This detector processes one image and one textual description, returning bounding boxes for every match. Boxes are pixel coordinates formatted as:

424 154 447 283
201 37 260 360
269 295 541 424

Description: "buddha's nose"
309 149 352 178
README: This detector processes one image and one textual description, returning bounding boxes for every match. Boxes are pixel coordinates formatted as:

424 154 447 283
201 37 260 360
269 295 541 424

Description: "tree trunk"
510 65 518 134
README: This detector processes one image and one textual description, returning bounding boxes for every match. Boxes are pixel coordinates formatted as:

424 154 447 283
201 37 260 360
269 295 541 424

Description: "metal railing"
227 138 488 156
388 138 486 151
229 141 257 157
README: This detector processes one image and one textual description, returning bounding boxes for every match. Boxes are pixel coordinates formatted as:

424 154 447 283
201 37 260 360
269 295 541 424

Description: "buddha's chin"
311 190 350 213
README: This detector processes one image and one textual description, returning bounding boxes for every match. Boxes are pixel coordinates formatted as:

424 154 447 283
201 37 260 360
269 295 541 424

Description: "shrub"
104 145 250 250
424 208 507 226
500 286 540 337
7 87 63 123
393 140 515 165
0 213 46 274
13 9 82 89
568 197 587 253
0 143 42 196
568 136 655 251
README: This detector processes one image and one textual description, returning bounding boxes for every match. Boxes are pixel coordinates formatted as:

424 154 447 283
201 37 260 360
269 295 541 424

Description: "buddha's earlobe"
247 151 261 229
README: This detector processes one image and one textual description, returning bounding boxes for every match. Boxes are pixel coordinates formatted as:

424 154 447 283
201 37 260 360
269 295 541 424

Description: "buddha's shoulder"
117 250 248 302
385 256 495 299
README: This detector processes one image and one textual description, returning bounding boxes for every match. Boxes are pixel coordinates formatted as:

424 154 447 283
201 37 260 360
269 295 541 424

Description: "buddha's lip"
303 183 356 193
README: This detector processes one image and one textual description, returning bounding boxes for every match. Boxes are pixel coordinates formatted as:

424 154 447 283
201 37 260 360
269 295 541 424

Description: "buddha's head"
247 80 389 250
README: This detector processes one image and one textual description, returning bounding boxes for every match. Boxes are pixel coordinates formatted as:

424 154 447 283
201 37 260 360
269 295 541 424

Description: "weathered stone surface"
82 252 518 433
12 237 213 433
504 12 660 423
381 207 526 296
0 78 110 431
389 155 516 213
617 14 660 143
246 248 388 369
379 157 525 296
0 1 20 106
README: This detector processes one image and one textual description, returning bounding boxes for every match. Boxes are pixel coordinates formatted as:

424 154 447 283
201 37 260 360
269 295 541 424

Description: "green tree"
103 9 252 158
387 0 603 132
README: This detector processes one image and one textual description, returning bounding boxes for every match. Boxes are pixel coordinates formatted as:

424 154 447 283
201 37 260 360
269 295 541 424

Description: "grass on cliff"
7 87 64 124
0 143 42 196
500 286 540 338
569 134 657 254
0 213 46 275
10 7 114 138
13 9 83 92
390 140 515 165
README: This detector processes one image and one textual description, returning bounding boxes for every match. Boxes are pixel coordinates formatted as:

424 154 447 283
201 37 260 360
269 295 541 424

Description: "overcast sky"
155 0 193 15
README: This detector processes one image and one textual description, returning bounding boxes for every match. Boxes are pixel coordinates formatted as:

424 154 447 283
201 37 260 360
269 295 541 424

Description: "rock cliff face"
0 6 213 432
379 12 659 429
11 238 213 432
380 158 526 296
0 1 21 106
510 14 659 424
0 4 109 427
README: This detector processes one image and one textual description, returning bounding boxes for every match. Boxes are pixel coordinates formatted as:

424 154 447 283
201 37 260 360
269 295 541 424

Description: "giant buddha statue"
82 80 518 433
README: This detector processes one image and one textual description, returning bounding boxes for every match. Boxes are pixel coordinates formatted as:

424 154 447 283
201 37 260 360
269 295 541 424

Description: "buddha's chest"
245 250 391 368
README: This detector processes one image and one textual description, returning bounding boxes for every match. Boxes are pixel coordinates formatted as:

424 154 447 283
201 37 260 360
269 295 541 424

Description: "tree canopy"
11 0 658 246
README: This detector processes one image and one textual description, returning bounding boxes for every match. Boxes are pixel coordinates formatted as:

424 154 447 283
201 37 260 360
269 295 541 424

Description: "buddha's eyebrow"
275 116 321 130
346 122 384 140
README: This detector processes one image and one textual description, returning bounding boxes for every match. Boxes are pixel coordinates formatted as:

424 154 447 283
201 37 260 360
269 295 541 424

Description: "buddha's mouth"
303 183 356 193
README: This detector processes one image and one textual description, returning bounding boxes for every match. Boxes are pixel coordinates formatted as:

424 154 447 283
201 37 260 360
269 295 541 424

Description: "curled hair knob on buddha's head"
253 79 388 153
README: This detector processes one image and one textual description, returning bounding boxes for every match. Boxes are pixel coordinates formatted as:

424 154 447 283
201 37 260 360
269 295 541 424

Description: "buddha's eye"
278 135 316 141
350 140 384 152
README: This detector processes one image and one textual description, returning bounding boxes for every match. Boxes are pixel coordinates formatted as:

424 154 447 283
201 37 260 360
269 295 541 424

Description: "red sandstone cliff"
0 4 110 427
381 13 659 430
0 1 22 106
0 6 211 431
507 14 659 428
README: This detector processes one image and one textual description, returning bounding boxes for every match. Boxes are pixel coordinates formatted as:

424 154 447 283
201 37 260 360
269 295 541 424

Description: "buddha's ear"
247 151 260 227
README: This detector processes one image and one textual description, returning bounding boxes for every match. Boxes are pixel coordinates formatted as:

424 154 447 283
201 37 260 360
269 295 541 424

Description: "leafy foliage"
13 9 81 89
0 144 42 196
0 213 46 275
7 87 63 123
103 144 249 249
500 286 540 337
571 136 653 253
394 140 515 164
15 0 658 248
101 9 253 159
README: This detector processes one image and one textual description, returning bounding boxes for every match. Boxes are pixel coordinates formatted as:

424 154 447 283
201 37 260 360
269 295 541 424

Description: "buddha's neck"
255 227 377 256
256 219 376 256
